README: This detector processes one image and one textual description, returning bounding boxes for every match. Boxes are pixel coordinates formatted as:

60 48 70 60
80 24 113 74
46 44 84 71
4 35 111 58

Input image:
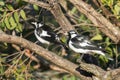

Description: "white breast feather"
34 30 50 44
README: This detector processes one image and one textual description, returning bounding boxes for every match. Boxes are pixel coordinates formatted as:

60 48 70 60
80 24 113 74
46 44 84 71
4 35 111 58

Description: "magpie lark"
67 30 113 60
31 22 60 45
31 22 68 50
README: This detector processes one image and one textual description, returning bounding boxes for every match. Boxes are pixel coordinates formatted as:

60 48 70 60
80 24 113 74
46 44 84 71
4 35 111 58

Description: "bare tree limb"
1 30 120 79
23 0 51 10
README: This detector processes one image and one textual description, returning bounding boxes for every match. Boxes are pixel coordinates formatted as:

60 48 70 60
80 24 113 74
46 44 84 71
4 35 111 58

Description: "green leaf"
99 55 108 63
15 23 22 32
114 3 120 17
62 75 67 80
91 34 103 41
105 37 111 46
9 16 17 29
0 22 5 28
70 75 76 80
33 5 39 11
106 47 112 53
14 12 19 23
0 1 5 6
4 17 11 30
0 7 3 11
71 7 77 14
3 11 7 19
113 47 117 56
108 0 113 6
20 10 27 20
60 35 67 43
6 4 14 11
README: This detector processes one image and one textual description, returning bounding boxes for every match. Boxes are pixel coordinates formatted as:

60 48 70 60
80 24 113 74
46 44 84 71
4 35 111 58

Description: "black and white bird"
67 30 113 60
31 22 60 45
31 22 68 50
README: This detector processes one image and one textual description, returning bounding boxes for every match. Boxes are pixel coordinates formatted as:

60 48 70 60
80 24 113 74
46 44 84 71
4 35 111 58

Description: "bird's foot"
76 58 82 63
76 54 84 63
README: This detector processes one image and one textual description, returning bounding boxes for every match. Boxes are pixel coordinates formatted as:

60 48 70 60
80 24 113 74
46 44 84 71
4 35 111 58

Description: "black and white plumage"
31 22 60 45
67 30 113 60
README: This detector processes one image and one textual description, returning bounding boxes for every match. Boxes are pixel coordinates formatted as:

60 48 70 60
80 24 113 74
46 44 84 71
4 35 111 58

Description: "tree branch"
23 0 51 10
1 30 120 79
48 0 74 33
0 30 91 80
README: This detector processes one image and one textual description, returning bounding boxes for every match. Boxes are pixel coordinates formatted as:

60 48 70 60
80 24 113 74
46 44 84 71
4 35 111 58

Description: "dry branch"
0 30 91 80
1 31 120 79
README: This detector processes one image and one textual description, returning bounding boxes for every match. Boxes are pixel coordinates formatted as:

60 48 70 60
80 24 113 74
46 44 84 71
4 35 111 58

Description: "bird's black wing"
41 31 58 43
71 35 103 51
42 24 54 32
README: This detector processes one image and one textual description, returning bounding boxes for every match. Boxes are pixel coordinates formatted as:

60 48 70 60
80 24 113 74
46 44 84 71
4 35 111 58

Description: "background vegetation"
0 0 120 80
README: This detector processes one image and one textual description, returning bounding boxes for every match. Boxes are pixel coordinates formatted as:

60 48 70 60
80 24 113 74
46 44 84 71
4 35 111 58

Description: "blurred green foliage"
0 0 120 80
101 0 120 19
0 0 26 32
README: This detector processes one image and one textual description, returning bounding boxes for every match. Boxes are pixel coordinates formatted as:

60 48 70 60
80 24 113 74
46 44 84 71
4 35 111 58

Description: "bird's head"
31 22 43 28
68 30 77 38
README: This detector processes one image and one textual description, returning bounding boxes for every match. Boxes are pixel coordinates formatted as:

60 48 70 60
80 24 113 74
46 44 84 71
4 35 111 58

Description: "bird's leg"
45 44 49 50
76 54 84 63
35 41 39 44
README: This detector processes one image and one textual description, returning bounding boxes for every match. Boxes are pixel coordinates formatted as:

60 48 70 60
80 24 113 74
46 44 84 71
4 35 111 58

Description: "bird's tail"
95 49 113 61
97 48 113 61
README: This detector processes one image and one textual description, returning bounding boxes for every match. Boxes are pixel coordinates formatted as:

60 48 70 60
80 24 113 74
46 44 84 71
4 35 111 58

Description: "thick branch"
48 0 74 33
69 0 120 43
0 30 91 80
23 0 51 10
1 30 120 79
